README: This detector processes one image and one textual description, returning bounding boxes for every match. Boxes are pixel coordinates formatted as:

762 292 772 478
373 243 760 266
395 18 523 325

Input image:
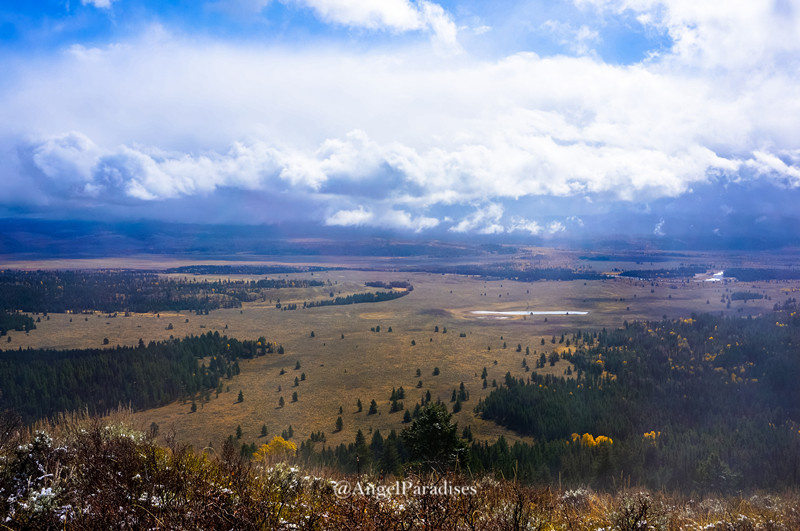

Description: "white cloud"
325 206 438 231
3 5 800 232
298 0 421 30
575 0 800 73
653 217 665 236
509 217 543 235
296 0 460 52
450 203 505 234
547 221 566 234
541 20 600 56
81 0 116 8
326 206 373 226
747 151 800 187
381 209 440 231
31 131 101 185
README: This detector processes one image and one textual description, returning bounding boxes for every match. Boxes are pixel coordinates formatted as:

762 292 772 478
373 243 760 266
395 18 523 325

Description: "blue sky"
1 0 799 242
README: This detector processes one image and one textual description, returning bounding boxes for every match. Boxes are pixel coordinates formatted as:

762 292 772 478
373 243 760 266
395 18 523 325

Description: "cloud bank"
1 0 799 237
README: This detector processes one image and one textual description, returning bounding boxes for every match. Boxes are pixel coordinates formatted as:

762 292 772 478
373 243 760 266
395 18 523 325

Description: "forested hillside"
287 303 800 492
472 303 800 491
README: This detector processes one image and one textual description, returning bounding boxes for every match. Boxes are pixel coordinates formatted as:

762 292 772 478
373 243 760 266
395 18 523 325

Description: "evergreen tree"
402 403 466 472
380 440 401 476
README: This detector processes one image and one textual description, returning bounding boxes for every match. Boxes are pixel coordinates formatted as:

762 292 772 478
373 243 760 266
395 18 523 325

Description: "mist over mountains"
3 175 799 262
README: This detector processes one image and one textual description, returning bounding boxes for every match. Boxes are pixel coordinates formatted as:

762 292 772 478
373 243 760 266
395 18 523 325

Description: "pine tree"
335 416 343 432
368 399 378 415
402 403 466 472
237 390 244 403
380 440 401 476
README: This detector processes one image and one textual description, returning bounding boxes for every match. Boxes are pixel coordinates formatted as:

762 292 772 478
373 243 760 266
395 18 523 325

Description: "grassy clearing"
4 266 797 451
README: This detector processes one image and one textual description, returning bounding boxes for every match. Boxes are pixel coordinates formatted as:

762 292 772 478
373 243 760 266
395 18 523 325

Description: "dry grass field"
6 256 799 452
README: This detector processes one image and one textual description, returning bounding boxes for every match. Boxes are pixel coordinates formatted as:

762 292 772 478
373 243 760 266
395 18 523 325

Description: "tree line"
0 331 280 422
303 290 409 308
0 270 322 313
165 265 339 275
0 311 35 336
399 265 605 282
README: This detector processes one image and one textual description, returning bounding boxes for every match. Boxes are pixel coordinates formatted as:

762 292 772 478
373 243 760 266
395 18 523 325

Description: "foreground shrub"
1 411 799 529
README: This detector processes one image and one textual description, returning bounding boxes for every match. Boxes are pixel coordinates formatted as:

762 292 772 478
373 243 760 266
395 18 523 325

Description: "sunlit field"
5 258 795 451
